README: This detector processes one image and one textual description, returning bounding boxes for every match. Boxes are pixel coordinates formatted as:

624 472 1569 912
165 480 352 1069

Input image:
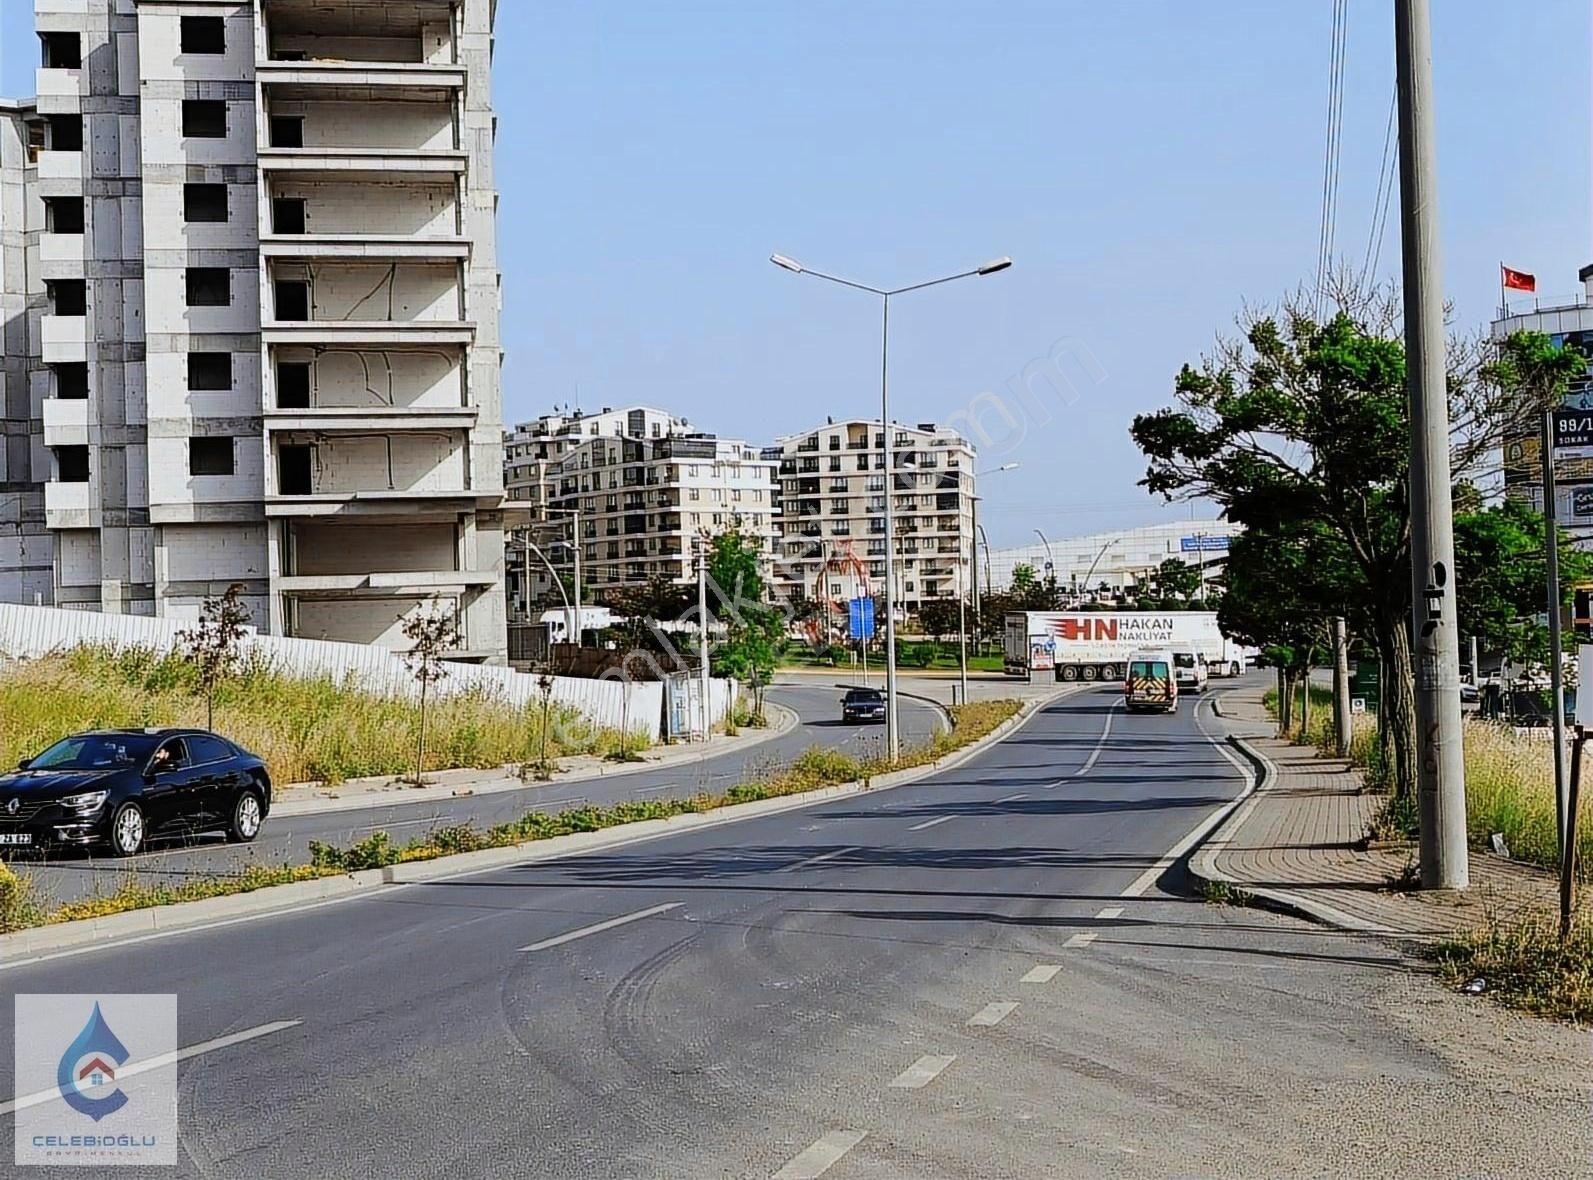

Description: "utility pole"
697 536 711 741
1333 616 1353 758
1541 409 1569 856
1396 0 1468 890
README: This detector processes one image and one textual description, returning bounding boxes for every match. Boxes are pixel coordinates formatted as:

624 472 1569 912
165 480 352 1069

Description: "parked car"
0 729 271 856
841 687 887 723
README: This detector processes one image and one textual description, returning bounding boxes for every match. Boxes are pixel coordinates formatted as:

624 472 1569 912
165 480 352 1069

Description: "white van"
1170 646 1208 693
1125 649 1178 714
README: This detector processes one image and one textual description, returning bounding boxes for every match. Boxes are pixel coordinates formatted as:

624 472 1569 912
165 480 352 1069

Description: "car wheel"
109 802 145 857
227 790 264 843
1081 665 1099 681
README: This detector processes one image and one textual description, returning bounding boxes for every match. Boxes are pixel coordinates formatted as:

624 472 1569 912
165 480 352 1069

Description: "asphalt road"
11 683 944 907
2 682 1586 1177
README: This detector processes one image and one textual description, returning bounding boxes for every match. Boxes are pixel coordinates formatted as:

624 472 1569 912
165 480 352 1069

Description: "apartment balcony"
257 61 466 93
264 405 477 433
37 150 82 183
44 480 94 529
276 569 496 595
261 233 469 262
34 68 79 115
266 487 499 518
257 145 467 183
40 315 87 364
42 398 88 447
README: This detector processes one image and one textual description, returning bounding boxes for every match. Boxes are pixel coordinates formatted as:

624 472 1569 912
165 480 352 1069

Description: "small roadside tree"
176 583 251 730
400 601 460 786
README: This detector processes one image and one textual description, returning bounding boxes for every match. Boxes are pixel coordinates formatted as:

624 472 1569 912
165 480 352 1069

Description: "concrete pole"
1542 409 1569 858
957 560 969 708
1333 616 1353 758
1396 0 1468 890
697 537 711 741
880 294 901 764
569 508 582 649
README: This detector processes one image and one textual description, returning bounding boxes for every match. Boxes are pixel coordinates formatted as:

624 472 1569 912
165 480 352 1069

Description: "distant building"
768 419 976 618
984 520 1243 597
1491 265 1593 546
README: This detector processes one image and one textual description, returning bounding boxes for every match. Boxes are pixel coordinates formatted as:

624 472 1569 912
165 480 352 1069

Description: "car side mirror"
15 758 28 770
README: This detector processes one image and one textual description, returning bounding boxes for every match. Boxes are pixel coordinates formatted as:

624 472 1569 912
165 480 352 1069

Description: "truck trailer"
1004 610 1240 682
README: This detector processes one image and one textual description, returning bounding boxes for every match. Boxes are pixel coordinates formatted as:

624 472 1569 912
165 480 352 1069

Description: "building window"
269 116 304 149
180 16 226 54
271 198 306 235
275 362 309 408
182 100 227 139
39 32 81 70
186 268 230 307
47 279 85 316
278 444 312 494
183 183 228 223
46 114 81 152
190 436 234 476
42 197 83 234
54 445 89 483
274 280 309 320
53 363 87 400
188 352 231 391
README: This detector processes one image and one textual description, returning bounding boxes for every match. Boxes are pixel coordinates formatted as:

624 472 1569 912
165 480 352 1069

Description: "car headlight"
59 790 108 813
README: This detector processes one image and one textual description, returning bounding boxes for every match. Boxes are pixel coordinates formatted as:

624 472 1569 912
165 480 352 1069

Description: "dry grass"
0 646 633 786
1428 908 1593 1024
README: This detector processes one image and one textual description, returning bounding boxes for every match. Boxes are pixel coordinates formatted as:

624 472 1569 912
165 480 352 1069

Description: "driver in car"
149 744 173 772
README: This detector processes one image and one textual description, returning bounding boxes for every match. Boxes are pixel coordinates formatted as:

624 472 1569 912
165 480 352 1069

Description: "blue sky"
3 2 1587 547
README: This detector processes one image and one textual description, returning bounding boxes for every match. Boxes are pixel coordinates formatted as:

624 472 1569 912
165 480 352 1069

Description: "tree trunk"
1374 609 1418 805
1299 665 1312 739
416 679 428 785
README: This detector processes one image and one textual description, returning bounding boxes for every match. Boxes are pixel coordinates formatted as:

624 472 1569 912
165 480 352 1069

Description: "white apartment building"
1 0 506 659
546 430 776 598
504 406 690 616
768 419 977 617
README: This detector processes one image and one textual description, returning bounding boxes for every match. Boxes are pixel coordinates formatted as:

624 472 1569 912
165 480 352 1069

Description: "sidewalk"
1196 684 1559 940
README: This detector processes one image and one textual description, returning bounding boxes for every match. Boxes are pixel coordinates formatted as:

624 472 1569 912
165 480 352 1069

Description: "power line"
1363 86 1400 283
1316 0 1350 315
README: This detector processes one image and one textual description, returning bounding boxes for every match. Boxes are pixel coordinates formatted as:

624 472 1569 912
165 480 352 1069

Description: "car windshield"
846 690 882 703
1130 661 1168 678
27 733 158 770
1174 653 1196 667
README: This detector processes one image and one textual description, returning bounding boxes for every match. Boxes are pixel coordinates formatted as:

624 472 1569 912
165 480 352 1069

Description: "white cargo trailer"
1004 611 1231 682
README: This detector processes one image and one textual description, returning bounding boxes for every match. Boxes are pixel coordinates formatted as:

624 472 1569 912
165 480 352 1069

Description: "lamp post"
771 251 1011 763
965 463 1019 679
542 507 582 646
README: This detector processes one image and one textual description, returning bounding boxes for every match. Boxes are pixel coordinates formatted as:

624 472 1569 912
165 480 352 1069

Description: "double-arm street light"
963 462 1020 701
771 251 1012 762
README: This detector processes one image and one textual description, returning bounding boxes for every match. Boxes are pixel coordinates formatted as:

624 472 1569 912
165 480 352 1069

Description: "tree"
607 575 693 625
176 583 251 731
1132 296 1567 811
917 597 960 642
1010 563 1038 595
400 601 460 786
705 529 785 699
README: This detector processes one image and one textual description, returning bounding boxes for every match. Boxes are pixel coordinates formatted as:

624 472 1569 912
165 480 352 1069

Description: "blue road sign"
848 596 875 640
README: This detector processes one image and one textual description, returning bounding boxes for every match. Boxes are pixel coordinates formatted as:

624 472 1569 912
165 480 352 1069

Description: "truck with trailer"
1004 611 1240 682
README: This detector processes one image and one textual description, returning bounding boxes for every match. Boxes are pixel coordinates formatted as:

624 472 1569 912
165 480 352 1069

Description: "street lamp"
541 507 582 646
965 463 1020 695
771 251 1011 763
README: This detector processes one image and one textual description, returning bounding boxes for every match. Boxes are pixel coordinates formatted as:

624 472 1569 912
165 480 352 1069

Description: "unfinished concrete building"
3 0 506 660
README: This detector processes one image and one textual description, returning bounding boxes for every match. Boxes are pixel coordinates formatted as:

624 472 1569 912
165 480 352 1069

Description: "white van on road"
1170 646 1208 693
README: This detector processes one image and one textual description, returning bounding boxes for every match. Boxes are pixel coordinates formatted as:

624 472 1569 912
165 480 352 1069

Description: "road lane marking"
772 1130 867 1179
1096 906 1124 920
1119 695 1256 898
1046 699 1118 787
995 792 1028 804
1021 965 1061 983
889 1054 956 1089
1063 932 1098 949
520 903 683 952
907 815 953 832
354 816 447 832
0 1020 301 1116
776 846 858 874
967 1002 1018 1027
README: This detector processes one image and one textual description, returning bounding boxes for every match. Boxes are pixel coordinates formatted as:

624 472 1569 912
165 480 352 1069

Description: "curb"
0 692 1062 965
1185 732 1399 936
271 699 802 819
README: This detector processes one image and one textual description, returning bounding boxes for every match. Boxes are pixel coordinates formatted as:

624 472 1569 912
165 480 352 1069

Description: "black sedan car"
841 687 887 723
0 729 271 857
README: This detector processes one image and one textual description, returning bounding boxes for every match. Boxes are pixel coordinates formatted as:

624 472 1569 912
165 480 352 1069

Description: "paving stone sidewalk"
1198 683 1561 940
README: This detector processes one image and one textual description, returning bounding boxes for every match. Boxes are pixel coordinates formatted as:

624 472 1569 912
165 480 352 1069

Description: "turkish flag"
1502 265 1537 292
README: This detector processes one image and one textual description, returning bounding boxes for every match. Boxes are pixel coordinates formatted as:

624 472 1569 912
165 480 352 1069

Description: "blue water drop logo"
55 1002 130 1121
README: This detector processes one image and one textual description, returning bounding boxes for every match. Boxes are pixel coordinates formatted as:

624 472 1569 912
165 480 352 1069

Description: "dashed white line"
967 1001 1018 1027
0 1020 302 1116
889 1054 956 1089
772 1130 867 1179
354 816 446 832
995 792 1028 804
1096 906 1124 920
1021 965 1062 984
776 846 858 874
1063 932 1098 949
907 815 954 832
520 903 682 952
1044 699 1119 787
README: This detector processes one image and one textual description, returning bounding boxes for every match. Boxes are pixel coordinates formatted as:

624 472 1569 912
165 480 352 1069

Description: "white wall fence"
0 604 741 743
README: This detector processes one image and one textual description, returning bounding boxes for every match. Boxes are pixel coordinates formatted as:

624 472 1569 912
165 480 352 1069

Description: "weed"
1427 909 1593 1024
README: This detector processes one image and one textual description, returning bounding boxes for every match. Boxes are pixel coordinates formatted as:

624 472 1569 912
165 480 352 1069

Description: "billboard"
1180 535 1230 553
